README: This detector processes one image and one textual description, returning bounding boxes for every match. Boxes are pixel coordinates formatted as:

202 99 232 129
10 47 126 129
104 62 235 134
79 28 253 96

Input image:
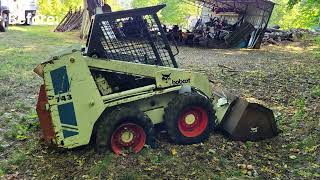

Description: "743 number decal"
56 94 72 103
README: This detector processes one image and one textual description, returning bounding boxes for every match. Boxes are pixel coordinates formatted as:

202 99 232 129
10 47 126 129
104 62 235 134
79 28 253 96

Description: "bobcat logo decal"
162 73 171 83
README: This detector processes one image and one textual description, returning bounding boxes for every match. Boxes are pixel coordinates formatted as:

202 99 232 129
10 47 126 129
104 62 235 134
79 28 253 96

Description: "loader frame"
38 52 212 148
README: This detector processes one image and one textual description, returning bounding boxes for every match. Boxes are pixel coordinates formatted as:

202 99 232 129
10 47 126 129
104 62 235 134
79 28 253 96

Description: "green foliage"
63 0 84 10
160 0 199 26
0 165 5 177
0 150 28 175
316 36 320 44
3 108 39 141
0 26 80 177
270 0 320 29
9 151 27 165
91 154 113 176
312 36 320 58
132 0 159 8
311 85 320 97
287 0 320 8
292 98 306 121
0 144 4 153
37 0 51 16
288 0 300 8
132 0 199 26
4 119 37 141
119 172 140 180
0 141 38 176
108 0 123 11
37 0 122 18
38 0 82 17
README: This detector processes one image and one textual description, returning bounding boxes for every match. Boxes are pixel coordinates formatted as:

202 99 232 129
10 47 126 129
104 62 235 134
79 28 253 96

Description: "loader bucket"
220 97 279 141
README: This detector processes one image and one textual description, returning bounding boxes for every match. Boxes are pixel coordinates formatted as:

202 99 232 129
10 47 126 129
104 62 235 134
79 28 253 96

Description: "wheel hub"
111 123 146 155
120 130 134 143
178 107 209 138
185 114 196 125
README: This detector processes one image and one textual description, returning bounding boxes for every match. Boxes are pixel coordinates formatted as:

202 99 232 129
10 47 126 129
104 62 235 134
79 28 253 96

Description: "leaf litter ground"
0 26 319 179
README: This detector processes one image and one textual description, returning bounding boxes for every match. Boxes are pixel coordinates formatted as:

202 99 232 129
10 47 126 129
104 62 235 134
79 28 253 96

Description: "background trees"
37 0 320 30
38 0 82 17
270 0 320 29
38 0 120 17
132 0 199 27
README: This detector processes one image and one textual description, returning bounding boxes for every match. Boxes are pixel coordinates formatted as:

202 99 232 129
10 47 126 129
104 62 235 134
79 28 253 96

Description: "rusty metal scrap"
54 9 83 32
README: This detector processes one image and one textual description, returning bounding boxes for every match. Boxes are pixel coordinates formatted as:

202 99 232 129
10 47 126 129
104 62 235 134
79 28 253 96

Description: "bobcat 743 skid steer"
34 5 279 155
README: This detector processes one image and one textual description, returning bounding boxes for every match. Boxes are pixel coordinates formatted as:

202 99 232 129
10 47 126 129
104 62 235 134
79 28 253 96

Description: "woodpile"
54 0 111 38
263 27 319 45
54 9 84 32
166 18 256 49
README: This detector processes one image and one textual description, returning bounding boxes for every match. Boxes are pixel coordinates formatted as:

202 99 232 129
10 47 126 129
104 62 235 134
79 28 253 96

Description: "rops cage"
84 5 179 68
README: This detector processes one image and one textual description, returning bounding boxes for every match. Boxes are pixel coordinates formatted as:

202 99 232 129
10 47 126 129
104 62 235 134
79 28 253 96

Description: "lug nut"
70 58 75 63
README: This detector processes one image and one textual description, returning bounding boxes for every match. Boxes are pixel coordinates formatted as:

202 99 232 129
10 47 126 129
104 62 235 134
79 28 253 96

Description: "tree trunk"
80 0 111 39
80 0 91 39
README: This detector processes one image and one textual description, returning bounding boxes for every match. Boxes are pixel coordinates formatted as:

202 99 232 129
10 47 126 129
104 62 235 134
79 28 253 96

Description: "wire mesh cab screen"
85 5 178 68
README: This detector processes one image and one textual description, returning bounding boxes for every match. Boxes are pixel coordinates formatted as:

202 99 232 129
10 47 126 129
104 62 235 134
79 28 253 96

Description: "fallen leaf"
208 149 215 154
290 148 300 153
289 155 297 160
247 164 254 170
171 148 177 156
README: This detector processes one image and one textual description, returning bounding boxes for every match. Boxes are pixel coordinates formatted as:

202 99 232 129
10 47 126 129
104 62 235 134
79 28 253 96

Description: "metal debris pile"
166 17 255 49
170 0 275 49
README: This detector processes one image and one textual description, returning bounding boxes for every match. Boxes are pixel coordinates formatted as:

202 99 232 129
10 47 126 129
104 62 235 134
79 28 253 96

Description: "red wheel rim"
111 123 146 155
178 106 208 137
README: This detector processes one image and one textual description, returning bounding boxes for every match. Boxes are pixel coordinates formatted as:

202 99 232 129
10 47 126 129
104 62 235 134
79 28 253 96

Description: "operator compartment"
84 5 180 96
84 4 178 68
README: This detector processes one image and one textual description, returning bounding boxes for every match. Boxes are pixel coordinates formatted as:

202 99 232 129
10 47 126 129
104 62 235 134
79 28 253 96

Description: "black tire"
0 13 7 32
164 92 216 144
95 106 154 154
0 23 5 32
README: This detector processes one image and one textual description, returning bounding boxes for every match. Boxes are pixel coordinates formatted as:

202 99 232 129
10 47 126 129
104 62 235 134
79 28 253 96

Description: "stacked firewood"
263 27 318 45
54 9 84 32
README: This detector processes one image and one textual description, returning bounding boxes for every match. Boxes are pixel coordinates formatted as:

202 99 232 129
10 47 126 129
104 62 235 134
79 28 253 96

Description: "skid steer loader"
35 5 279 155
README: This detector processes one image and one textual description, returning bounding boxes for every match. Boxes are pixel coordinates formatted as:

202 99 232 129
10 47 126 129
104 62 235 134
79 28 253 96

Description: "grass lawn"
0 25 81 177
0 25 319 179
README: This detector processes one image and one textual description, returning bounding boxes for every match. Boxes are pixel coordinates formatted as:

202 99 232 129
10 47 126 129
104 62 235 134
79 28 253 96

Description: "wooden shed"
185 0 275 48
